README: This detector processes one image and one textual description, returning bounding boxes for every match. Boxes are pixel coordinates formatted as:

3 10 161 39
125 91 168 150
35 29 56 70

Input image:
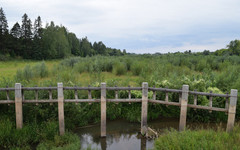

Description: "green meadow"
154 124 240 150
1 54 240 149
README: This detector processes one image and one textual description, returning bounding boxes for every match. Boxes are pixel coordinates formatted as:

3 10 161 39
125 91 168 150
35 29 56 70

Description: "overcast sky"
2 0 240 53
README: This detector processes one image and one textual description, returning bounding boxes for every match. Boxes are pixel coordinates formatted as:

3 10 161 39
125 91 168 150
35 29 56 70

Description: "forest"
0 7 126 60
1 7 240 150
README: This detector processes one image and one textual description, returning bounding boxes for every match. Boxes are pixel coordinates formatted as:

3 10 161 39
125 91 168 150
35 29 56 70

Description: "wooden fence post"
226 89 238 132
179 85 189 131
57 83 65 135
101 83 107 137
141 82 148 135
15 83 23 129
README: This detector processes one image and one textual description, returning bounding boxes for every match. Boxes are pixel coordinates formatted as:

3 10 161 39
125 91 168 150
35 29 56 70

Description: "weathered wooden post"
15 83 23 129
193 89 197 111
141 82 148 135
57 83 65 135
226 89 238 132
209 91 213 113
88 85 92 105
179 85 189 131
101 83 107 137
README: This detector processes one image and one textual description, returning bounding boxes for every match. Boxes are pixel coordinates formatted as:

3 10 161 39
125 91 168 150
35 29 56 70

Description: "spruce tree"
0 7 9 55
0 7 8 35
32 16 43 59
11 22 21 38
21 13 33 58
33 16 42 38
21 13 32 39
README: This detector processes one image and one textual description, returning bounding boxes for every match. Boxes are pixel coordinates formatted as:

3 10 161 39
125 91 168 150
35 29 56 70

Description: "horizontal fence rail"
0 82 238 136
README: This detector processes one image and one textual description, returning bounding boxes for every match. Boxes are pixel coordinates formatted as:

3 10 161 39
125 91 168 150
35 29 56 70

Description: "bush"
15 62 48 81
131 62 143 76
125 58 133 71
103 58 114 72
23 65 33 81
15 69 23 81
60 57 80 68
74 62 87 74
33 62 48 78
0 54 10 61
112 62 127 76
0 118 38 149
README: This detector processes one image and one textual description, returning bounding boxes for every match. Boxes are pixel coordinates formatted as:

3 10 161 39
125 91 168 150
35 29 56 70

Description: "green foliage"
22 65 33 81
15 69 23 81
0 7 125 60
3 53 240 139
36 132 80 150
131 61 143 76
33 62 48 78
123 103 142 122
0 117 80 150
61 57 79 68
62 56 115 74
14 62 48 81
0 7 8 35
227 39 240 55
38 121 58 141
7 54 240 125
74 61 88 73
113 62 127 76
41 22 71 59
154 125 240 150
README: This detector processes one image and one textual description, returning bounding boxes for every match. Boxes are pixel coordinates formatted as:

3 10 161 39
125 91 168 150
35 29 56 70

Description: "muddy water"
75 118 226 150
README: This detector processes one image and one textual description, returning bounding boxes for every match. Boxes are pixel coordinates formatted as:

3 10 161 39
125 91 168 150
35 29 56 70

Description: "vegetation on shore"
154 125 240 150
0 116 80 150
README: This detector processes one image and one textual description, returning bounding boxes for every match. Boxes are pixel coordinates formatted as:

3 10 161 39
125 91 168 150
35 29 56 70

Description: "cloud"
130 37 235 54
2 0 240 53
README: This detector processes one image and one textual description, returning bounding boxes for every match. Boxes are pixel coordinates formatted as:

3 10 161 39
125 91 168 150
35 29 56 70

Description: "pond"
75 117 226 150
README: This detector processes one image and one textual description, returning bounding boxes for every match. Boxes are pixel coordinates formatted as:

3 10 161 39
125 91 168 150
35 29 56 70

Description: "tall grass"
154 125 240 150
0 117 80 150
15 62 48 81
33 62 48 78
23 65 33 81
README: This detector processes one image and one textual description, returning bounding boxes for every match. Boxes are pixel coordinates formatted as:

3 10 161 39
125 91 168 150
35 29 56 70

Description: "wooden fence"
0 82 238 136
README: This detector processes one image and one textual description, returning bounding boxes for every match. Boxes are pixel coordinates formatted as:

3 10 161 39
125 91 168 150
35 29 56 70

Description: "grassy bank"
0 117 80 150
154 125 240 150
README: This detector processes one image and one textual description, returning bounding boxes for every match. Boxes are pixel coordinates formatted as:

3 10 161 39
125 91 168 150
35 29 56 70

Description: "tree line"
0 7 126 60
1 7 240 60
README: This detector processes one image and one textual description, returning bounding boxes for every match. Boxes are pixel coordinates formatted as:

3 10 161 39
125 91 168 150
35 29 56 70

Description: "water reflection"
76 119 154 150
141 137 146 150
75 118 226 150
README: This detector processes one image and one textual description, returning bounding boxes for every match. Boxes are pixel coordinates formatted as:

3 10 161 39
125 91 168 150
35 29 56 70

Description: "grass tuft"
154 125 240 150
